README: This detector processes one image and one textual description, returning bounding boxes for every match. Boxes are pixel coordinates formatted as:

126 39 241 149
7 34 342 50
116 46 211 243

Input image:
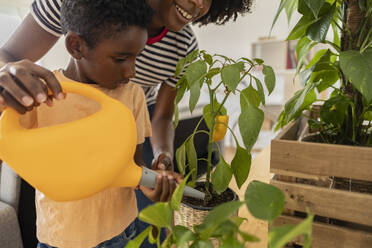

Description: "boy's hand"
140 171 182 202
0 60 64 114
151 152 173 171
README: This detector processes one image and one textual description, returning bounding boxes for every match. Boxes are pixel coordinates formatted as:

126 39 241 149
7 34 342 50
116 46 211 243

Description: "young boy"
0 0 181 247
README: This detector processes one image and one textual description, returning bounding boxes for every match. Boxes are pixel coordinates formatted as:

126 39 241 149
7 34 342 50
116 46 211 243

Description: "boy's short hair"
61 0 153 48
194 0 253 26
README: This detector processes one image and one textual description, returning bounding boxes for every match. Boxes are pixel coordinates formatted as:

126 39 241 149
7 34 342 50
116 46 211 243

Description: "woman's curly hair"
61 0 153 48
194 0 254 26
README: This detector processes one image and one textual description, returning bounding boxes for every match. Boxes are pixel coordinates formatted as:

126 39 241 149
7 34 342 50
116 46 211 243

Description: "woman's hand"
140 170 182 202
0 59 64 114
151 152 173 171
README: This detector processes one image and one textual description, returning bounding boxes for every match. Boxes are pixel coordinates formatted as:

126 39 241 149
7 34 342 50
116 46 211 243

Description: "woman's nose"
189 0 204 9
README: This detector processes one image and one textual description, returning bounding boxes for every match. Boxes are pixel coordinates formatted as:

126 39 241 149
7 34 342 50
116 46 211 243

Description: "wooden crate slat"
271 138 372 181
271 179 372 227
274 215 372 248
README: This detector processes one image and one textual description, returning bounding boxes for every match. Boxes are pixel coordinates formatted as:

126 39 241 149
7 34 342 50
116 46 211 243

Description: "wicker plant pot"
270 119 372 247
174 185 238 228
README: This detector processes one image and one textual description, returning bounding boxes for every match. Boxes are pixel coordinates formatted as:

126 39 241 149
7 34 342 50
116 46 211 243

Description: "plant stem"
205 85 215 192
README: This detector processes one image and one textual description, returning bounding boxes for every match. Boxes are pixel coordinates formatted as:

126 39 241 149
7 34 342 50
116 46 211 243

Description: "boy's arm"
0 14 63 113
134 144 145 167
137 144 182 202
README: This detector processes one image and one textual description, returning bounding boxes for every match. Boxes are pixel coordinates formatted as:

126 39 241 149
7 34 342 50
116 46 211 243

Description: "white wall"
0 0 298 71
191 0 298 60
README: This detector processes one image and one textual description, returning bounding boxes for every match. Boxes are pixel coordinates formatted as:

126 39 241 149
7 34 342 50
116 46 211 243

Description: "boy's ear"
65 32 87 60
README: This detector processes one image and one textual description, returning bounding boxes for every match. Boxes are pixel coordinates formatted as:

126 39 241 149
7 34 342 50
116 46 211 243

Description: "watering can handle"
0 81 112 134
140 167 205 200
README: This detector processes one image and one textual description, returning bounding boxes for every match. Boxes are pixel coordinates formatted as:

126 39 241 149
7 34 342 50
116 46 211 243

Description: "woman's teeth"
176 4 192 20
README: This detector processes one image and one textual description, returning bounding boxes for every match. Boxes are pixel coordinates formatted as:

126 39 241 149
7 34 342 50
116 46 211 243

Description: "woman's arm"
0 14 63 113
150 83 177 171
1 14 59 63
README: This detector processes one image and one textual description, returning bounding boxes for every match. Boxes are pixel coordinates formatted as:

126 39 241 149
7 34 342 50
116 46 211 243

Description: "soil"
182 182 236 209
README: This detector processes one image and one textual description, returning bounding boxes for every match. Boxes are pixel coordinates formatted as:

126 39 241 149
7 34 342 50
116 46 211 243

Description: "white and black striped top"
31 0 198 106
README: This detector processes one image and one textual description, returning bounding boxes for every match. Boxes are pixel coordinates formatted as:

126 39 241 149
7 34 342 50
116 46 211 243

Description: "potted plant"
127 175 314 248
270 0 372 246
165 49 276 226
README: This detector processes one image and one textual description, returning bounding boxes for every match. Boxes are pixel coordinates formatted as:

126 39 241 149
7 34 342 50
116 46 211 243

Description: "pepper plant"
172 49 276 199
273 0 372 146
127 174 314 248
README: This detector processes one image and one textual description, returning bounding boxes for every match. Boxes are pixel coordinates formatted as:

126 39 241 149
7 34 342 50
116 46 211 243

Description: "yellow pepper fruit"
212 115 229 142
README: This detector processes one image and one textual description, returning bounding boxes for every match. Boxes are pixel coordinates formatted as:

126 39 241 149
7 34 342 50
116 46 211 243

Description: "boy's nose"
122 64 136 79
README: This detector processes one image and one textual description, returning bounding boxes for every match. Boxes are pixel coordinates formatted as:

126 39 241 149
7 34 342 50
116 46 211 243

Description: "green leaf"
175 76 187 104
221 63 242 92
305 49 328 69
206 67 221 79
175 143 186 175
175 58 186 78
312 69 339 92
203 53 213 65
173 225 196 247
320 95 350 126
171 172 192 211
220 235 245 248
126 226 152 248
287 83 316 121
190 240 214 248
298 0 314 17
254 58 264 65
189 80 201 113
239 104 264 151
185 60 207 84
295 37 317 72
148 226 159 244
231 146 252 189
245 181 285 222
186 137 197 186
287 15 317 40
254 77 266 106
139 202 172 228
340 50 372 102
239 231 260 242
263 65 276 95
304 0 325 18
283 87 316 124
331 20 340 47
270 0 291 33
174 103 179 129
240 85 261 108
212 155 233 194
214 220 240 236
364 111 372 121
185 49 199 63
306 2 336 42
284 0 298 23
269 214 314 248
197 201 243 239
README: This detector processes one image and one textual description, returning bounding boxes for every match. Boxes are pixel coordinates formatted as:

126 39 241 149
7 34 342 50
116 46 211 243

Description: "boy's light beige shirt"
18 70 152 248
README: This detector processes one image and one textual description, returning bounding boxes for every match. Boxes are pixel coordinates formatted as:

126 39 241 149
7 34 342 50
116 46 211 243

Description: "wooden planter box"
270 120 372 247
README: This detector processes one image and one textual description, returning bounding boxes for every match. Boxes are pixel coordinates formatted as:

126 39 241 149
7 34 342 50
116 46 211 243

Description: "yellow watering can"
0 81 204 201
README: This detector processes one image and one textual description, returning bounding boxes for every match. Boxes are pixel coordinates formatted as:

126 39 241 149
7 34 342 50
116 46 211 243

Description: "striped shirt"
31 0 198 105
